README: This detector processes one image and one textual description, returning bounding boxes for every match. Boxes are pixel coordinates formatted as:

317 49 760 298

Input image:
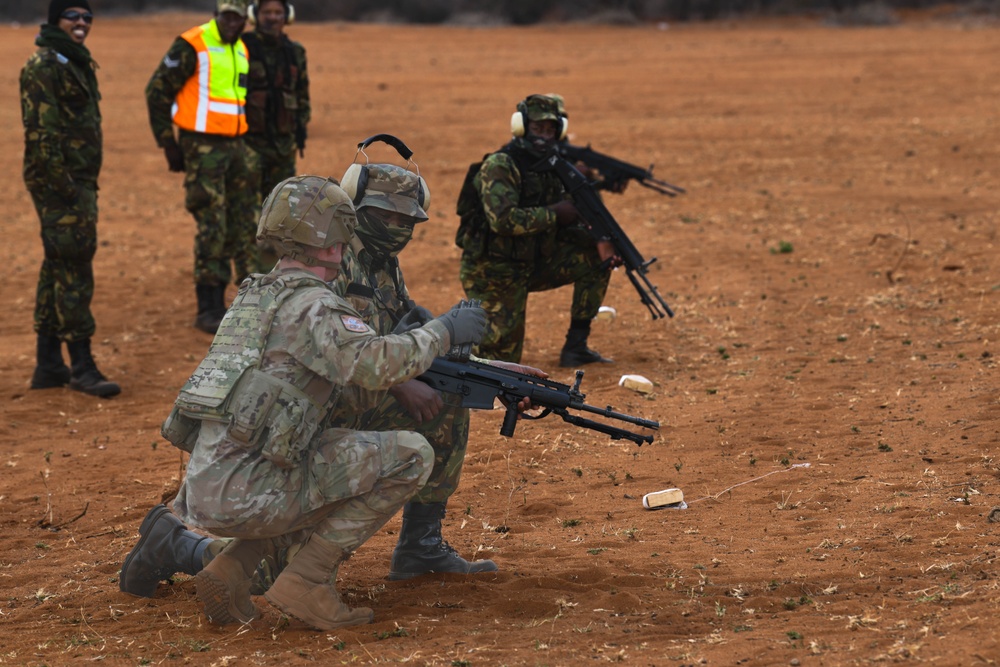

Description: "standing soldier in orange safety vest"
145 0 257 334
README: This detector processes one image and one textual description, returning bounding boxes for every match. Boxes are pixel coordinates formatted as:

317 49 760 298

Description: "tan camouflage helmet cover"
258 176 356 255
342 163 430 222
217 0 249 17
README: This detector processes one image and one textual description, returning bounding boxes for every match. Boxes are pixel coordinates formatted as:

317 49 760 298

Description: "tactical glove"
393 304 434 335
163 141 185 173
434 302 487 347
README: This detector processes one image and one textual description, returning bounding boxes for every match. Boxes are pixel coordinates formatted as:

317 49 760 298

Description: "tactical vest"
171 20 249 136
241 32 299 136
455 142 560 262
161 272 334 468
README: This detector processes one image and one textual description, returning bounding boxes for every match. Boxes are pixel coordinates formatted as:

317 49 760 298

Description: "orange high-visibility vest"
171 20 249 136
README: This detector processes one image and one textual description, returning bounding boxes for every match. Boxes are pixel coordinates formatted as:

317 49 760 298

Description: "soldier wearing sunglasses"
19 0 120 398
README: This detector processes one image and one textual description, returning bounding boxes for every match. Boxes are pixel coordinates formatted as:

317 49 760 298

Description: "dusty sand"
1 13 999 666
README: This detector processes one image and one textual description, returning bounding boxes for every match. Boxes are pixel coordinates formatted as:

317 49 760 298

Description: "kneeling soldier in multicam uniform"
127 175 487 629
120 159 542 603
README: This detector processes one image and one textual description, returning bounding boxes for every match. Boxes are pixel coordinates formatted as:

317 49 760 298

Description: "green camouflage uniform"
171 266 451 551
20 25 102 342
241 30 310 203
457 136 610 362
145 28 256 286
335 232 471 505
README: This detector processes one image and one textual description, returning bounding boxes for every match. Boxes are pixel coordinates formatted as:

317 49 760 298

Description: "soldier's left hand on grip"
435 302 488 347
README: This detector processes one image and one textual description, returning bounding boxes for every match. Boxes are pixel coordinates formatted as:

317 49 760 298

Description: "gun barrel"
576 402 660 431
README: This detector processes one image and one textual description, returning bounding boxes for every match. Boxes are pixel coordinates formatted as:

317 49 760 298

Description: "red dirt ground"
2 12 1000 666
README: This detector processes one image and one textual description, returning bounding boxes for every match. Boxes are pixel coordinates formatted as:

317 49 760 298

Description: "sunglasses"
60 10 94 24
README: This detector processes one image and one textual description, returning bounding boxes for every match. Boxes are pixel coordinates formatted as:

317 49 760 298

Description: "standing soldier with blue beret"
20 0 120 397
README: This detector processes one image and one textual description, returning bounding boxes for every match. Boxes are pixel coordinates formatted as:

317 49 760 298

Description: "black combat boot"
120 504 215 598
30 333 71 389
67 338 121 397
388 502 498 581
194 283 225 334
559 319 613 367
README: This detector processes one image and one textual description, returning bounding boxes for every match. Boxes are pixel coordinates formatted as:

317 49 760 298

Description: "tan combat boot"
264 534 374 630
196 538 276 625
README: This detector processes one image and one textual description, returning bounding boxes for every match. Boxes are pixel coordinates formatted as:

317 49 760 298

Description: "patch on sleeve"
340 314 370 333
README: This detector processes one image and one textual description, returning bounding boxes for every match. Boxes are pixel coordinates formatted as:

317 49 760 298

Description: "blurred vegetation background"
5 0 999 25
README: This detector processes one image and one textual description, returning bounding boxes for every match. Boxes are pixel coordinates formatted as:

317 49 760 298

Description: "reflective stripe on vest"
171 20 248 136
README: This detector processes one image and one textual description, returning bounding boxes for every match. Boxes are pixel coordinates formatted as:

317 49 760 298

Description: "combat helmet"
511 94 568 141
257 175 356 268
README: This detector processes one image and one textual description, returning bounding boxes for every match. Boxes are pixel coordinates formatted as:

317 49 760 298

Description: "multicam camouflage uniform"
145 27 256 287
20 26 102 342
457 135 610 363
242 29 310 203
171 265 450 548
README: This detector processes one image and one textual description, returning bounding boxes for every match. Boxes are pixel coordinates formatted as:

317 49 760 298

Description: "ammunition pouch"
166 368 325 468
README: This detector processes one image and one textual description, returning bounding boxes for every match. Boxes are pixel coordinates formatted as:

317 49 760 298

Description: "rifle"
534 153 675 320
555 143 685 197
418 356 659 446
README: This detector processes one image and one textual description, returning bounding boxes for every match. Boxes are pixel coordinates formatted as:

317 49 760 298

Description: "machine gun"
555 143 685 197
418 355 659 446
534 153 675 320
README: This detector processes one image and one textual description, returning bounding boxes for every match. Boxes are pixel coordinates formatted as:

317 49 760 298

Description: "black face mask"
356 208 415 261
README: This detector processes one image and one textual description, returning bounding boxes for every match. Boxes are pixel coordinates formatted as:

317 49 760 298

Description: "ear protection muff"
341 164 430 212
342 134 431 218
248 1 295 26
510 99 568 140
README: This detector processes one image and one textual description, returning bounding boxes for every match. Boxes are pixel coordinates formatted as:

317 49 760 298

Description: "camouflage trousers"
173 422 433 554
178 131 257 286
338 385 471 505
244 138 297 274
29 184 98 341
459 230 611 363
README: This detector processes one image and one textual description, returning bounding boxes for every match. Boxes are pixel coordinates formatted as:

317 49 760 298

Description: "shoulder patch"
163 55 180 68
340 314 370 333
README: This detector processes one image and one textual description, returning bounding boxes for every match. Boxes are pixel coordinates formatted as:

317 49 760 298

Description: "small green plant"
878 442 893 452
571 467 583 477
787 631 803 640
35 542 51 550
44 451 53 463
770 241 794 254
717 346 729 360
465 504 472 515
674 461 683 473
851 425 860 433
452 660 472 667
562 518 582 528
375 626 408 639
587 548 606 555
706 388 718 395
715 601 726 618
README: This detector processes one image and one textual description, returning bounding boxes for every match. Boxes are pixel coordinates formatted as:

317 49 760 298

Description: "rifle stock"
535 153 675 320
418 357 658 446
556 143 686 197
